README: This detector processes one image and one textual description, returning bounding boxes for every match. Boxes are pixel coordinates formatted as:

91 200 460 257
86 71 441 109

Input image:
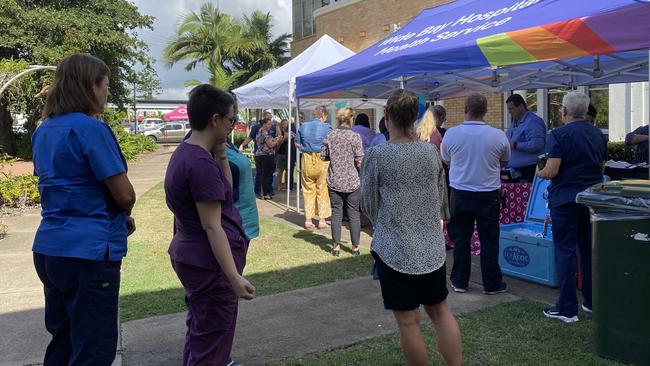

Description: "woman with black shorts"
361 89 462 366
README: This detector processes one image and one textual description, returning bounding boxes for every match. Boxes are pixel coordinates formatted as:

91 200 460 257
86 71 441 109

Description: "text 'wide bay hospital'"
291 0 648 140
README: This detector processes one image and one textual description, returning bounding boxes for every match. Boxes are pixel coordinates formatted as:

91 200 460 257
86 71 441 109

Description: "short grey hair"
465 93 488 117
562 91 590 119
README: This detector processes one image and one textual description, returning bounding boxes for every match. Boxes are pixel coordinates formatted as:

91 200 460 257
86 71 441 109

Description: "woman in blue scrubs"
32 53 136 366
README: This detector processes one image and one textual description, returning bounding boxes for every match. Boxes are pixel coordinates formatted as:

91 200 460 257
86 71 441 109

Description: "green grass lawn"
120 182 373 322
279 299 621 366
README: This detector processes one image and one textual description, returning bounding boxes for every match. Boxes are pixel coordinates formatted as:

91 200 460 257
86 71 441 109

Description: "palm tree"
185 64 246 90
163 3 263 89
234 11 292 84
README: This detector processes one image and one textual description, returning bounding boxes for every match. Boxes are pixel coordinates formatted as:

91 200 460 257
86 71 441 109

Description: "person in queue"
362 89 461 366
417 104 447 150
537 91 608 323
276 118 297 191
369 117 389 147
505 94 547 182
180 92 259 241
321 108 364 257
239 111 281 197
296 105 333 229
351 112 376 151
179 91 258 366
625 123 649 164
165 85 255 365
32 53 136 366
441 93 510 295
254 117 282 200
585 104 598 126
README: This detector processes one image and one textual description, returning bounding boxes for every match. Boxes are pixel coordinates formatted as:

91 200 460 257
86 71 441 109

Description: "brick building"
291 0 506 129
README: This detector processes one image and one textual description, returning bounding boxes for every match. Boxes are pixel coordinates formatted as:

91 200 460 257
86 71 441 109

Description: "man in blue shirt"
296 105 333 229
538 91 608 324
505 94 547 182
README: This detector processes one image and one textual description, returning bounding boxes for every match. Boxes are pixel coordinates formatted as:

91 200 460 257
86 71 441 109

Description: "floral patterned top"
321 128 364 193
254 128 276 156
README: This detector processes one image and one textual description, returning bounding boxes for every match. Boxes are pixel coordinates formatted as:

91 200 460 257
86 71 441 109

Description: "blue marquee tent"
295 0 650 100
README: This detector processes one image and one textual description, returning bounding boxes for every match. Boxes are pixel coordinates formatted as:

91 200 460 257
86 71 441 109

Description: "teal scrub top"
226 143 259 239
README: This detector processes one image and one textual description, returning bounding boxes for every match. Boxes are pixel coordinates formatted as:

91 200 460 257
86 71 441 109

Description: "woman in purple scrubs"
165 84 256 365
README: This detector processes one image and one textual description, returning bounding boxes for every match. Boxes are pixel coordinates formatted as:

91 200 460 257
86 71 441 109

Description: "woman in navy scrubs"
32 53 136 365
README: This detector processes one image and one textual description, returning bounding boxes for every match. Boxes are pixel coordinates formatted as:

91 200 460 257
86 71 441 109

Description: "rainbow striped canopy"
296 0 650 100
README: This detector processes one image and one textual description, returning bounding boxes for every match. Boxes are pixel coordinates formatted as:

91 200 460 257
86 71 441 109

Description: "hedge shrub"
232 131 247 148
0 174 39 207
607 142 636 163
101 109 157 161
114 129 158 161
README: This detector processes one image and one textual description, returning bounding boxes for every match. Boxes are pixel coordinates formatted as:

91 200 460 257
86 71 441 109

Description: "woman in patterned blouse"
254 118 282 200
321 108 364 256
361 89 461 366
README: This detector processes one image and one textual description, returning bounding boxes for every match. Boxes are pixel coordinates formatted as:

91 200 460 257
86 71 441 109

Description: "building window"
302 0 314 38
547 87 570 129
293 0 326 41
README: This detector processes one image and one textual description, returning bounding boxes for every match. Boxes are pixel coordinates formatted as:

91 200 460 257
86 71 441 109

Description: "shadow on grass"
291 225 364 255
292 230 332 253
119 254 374 322
273 210 307 228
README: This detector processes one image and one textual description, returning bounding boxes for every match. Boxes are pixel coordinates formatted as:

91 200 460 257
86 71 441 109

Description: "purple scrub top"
165 142 248 271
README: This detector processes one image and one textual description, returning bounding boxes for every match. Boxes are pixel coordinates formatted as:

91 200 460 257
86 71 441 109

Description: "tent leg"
296 99 302 215
286 99 292 211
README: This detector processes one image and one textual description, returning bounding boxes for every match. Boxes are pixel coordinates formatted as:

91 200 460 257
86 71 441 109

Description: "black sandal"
331 248 340 257
352 247 361 256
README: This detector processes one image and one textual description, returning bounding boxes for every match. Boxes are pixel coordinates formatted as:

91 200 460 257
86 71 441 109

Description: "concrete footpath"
0 146 175 366
120 189 558 365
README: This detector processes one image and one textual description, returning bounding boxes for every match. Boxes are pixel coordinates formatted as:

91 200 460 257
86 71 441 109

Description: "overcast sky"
131 0 292 100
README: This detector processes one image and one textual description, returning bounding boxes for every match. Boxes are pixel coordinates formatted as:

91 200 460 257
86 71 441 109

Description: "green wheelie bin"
576 180 650 366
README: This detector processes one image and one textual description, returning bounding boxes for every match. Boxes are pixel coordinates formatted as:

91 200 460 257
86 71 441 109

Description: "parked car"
134 118 163 132
233 122 247 133
142 121 191 143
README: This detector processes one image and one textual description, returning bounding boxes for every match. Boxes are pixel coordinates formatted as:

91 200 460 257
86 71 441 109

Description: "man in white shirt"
441 93 511 295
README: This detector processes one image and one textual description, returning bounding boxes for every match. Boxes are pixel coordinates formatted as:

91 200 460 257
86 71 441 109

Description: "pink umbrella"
164 106 188 121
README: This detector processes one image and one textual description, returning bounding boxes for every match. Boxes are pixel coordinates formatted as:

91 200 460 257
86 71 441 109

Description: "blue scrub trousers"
33 252 121 366
550 202 593 317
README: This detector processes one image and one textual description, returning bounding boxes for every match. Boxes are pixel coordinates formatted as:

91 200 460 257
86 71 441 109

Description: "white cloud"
131 0 292 99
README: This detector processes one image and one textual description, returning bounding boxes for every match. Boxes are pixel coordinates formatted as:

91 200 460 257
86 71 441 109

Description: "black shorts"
373 252 449 311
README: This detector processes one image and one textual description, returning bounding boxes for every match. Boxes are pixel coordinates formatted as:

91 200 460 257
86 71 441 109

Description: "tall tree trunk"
0 98 14 155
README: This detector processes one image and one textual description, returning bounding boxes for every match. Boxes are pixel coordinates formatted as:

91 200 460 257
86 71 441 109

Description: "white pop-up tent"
234 34 384 109
234 34 351 108
234 34 386 210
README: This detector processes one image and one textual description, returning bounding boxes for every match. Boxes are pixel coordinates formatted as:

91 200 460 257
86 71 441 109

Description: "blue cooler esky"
132 0 292 100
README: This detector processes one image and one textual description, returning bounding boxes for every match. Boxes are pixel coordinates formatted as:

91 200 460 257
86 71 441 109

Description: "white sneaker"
543 308 579 323
581 304 592 315
451 284 467 293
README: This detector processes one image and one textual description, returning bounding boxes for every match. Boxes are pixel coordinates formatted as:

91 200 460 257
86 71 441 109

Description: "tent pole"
400 76 405 89
286 98 292 211
647 50 649 179
296 98 302 214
